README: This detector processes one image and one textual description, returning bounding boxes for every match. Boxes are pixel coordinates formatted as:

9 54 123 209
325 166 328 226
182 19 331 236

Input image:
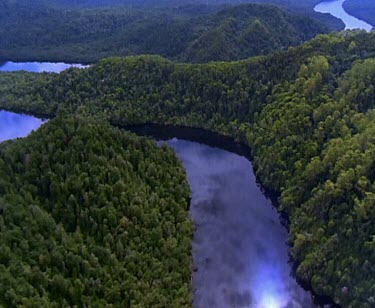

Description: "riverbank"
2 31 375 305
343 0 375 28
314 0 372 31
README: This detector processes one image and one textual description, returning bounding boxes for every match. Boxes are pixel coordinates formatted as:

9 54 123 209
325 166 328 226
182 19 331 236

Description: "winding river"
314 0 373 31
0 63 332 307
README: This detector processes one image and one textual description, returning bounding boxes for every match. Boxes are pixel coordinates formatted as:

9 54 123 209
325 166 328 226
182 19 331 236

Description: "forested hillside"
2 0 344 30
2 31 375 307
2 0 323 11
0 2 336 63
0 115 192 307
343 0 375 28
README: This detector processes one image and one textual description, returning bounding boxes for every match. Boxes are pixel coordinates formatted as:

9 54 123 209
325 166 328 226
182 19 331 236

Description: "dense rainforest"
343 0 375 28
1 30 375 307
0 1 341 63
0 114 192 307
3 0 345 29
4 0 328 11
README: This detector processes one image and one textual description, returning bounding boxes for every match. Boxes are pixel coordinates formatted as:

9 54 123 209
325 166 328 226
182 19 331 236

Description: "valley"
1 1 375 307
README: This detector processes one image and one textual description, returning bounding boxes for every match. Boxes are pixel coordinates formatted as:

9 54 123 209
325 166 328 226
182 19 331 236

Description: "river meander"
314 0 373 31
0 62 334 307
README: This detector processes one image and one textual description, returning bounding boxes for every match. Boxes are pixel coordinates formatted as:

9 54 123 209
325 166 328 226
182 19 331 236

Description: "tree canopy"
0 114 192 307
2 30 375 306
0 2 337 63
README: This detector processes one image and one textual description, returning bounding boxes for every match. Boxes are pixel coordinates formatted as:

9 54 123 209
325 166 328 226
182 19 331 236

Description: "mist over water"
165 139 315 308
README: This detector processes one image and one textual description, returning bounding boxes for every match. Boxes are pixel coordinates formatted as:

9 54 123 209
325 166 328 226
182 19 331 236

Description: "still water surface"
0 62 83 141
165 139 315 308
0 109 322 307
0 110 44 142
0 62 325 307
314 0 373 31
0 61 87 73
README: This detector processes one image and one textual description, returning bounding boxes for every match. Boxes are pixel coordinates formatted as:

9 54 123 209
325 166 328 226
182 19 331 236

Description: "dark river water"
0 62 330 307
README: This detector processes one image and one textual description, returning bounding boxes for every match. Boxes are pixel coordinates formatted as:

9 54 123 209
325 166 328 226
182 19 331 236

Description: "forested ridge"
1 0 345 30
0 1 336 63
0 115 192 307
2 31 375 306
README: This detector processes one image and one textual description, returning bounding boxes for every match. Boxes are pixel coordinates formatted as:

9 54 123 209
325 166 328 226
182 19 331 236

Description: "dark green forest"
2 31 375 307
3 0 329 11
1 0 345 30
0 1 341 63
0 114 192 307
343 0 375 28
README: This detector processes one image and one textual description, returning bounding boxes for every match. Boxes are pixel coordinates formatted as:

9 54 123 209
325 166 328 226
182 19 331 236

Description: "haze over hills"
0 2 332 63
0 0 345 29
2 0 323 9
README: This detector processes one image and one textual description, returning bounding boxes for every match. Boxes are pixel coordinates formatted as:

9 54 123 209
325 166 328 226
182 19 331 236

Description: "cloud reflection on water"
165 138 315 308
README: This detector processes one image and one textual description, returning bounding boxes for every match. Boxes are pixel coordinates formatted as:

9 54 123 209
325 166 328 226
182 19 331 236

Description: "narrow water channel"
314 0 373 31
168 139 315 308
0 62 333 307
128 124 327 308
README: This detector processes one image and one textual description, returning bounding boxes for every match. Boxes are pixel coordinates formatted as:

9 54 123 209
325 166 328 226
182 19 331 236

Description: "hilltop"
0 2 333 63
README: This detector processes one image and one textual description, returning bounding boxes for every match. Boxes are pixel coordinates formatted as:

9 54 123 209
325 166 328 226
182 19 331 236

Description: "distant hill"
343 0 375 28
1 0 344 29
0 3 331 63
2 0 321 9
4 0 322 11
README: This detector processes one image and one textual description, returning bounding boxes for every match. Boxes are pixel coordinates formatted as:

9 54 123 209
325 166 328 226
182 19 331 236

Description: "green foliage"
0 2 330 63
0 115 192 307
2 31 375 306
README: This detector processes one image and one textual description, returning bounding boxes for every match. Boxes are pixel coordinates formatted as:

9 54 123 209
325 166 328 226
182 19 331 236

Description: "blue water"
0 110 44 142
0 61 86 141
314 0 373 31
0 61 87 73
1 62 322 307
163 139 316 308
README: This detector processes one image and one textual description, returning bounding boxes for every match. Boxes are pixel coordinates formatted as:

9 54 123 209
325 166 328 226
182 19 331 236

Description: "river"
0 111 321 307
165 139 314 308
0 61 87 73
314 0 373 31
0 63 330 307
0 62 82 140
